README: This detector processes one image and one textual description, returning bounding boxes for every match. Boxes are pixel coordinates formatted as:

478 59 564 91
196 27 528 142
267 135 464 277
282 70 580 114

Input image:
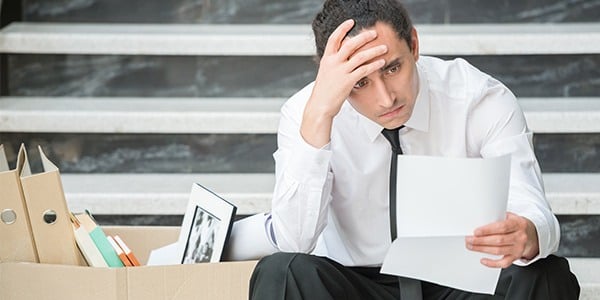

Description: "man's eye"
386 65 399 75
354 79 368 89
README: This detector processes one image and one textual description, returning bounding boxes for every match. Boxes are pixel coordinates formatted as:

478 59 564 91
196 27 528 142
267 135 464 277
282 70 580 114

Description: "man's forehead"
346 22 407 49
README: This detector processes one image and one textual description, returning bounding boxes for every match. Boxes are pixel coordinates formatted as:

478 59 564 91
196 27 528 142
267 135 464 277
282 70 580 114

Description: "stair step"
544 173 600 215
62 173 275 215
59 173 600 216
1 23 599 56
568 257 600 300
0 97 284 134
1 97 599 134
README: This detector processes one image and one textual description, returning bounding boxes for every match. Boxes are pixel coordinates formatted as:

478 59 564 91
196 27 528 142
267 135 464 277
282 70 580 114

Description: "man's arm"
271 19 388 252
301 19 387 147
464 75 560 268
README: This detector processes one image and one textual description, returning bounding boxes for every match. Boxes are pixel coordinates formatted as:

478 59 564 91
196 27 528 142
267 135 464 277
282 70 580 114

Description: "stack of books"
70 211 140 268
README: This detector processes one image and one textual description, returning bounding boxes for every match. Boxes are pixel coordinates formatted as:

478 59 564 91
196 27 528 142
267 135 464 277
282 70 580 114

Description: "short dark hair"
312 0 413 60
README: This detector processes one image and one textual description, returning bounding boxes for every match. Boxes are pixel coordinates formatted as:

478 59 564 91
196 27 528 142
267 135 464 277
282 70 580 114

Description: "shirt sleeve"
270 83 335 253
468 76 560 266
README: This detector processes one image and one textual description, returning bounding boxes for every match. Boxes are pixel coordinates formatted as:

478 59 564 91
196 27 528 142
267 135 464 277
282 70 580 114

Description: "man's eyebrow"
380 58 401 72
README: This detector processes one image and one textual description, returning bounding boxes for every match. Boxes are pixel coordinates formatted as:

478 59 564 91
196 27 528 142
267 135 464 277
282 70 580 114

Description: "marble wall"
0 133 277 173
8 54 600 98
22 0 600 24
557 215 600 257
1 133 598 173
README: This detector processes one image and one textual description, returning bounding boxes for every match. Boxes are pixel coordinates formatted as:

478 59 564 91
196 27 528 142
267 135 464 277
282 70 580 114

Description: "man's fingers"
324 19 355 56
467 243 514 256
466 234 513 248
351 59 386 80
474 216 519 236
337 29 378 60
480 256 515 269
347 45 387 72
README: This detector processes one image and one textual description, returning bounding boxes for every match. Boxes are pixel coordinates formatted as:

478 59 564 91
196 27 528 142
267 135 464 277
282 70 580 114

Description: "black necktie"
382 126 423 300
381 126 404 241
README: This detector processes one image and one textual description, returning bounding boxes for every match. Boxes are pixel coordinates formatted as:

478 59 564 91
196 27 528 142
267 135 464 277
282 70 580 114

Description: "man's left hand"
465 212 539 268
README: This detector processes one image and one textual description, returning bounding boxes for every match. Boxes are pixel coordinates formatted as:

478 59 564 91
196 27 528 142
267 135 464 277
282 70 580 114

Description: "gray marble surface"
556 215 600 257
7 54 600 98
0 133 597 173
22 0 600 24
535 134 600 173
7 55 315 98
0 133 277 173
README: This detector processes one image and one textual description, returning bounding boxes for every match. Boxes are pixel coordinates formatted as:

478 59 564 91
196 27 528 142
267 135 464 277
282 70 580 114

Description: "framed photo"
177 183 237 264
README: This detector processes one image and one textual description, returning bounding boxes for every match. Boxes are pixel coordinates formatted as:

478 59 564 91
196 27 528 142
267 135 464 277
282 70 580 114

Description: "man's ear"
410 27 419 60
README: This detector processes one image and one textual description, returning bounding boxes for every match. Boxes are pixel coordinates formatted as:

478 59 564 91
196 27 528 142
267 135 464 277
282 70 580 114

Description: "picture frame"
176 183 237 264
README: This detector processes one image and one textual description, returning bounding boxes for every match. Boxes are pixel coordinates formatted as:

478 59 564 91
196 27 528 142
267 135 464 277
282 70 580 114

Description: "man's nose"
375 80 395 108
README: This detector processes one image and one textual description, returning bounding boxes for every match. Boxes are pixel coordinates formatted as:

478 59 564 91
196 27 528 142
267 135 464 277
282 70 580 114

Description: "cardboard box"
0 226 258 300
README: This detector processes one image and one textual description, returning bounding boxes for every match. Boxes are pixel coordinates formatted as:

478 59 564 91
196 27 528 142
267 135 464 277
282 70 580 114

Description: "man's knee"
249 252 326 300
508 255 575 282
498 255 580 299
252 252 318 277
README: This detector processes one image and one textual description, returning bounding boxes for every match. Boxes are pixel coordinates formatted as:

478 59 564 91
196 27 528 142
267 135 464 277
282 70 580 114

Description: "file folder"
20 145 86 266
0 144 38 263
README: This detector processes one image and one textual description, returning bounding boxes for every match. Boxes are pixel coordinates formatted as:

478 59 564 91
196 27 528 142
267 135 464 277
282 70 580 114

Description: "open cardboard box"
0 226 258 300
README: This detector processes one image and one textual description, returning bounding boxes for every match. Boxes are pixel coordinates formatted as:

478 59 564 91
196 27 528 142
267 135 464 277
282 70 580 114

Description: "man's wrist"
300 100 337 148
521 217 540 260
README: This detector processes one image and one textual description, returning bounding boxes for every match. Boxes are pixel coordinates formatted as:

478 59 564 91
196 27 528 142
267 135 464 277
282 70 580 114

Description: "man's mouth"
380 105 404 118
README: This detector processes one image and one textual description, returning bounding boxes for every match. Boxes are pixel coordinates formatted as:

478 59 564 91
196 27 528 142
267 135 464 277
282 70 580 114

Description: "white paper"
381 155 511 294
222 213 278 261
147 242 179 266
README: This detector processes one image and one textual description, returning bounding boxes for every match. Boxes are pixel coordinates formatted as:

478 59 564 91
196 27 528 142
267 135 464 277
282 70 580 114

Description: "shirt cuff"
512 213 551 266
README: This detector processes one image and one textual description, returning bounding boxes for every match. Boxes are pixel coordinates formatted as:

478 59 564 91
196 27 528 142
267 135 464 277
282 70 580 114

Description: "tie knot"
382 126 404 154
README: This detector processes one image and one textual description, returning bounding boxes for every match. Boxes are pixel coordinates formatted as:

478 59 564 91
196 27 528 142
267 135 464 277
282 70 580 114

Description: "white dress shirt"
270 56 560 267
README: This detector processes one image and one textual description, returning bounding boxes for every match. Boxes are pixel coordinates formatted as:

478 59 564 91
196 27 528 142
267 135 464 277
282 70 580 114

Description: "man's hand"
465 212 539 268
300 19 388 148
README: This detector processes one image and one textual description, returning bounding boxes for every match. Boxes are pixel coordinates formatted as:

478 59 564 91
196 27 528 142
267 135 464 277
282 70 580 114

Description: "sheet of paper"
381 154 511 294
147 242 179 266
222 213 278 261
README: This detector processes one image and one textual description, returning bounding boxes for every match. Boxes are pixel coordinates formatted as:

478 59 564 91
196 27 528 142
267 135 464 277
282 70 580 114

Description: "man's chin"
381 119 407 130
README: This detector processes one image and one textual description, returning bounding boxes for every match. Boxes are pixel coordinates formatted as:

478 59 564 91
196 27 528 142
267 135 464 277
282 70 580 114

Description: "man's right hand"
300 19 388 148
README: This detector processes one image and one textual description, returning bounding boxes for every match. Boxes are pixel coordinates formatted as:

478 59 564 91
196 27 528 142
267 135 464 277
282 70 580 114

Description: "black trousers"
249 252 580 300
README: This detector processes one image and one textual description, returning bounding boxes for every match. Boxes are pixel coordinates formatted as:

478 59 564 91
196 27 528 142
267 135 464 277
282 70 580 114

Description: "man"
250 0 580 299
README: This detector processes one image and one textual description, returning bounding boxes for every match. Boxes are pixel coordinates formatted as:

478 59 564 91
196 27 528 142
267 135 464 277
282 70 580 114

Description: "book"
114 235 141 266
75 212 124 268
107 236 133 267
69 213 108 267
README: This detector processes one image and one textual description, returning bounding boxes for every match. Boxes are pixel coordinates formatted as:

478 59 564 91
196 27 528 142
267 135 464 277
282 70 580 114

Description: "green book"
76 213 124 268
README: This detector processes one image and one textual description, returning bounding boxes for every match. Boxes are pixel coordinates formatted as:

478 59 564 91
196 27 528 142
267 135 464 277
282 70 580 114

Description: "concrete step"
62 173 275 215
568 258 600 300
0 97 284 134
60 173 600 216
1 23 599 56
1 97 599 134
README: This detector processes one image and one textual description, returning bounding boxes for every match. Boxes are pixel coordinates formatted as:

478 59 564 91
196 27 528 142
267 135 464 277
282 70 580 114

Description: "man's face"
347 22 419 129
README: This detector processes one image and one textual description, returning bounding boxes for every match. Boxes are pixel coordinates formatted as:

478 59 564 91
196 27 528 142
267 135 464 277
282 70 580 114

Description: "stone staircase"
0 0 598 297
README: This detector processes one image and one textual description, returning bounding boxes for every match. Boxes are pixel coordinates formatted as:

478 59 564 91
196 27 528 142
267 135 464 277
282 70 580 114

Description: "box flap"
0 145 8 171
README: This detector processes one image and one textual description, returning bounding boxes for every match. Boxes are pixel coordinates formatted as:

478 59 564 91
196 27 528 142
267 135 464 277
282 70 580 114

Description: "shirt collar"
357 60 431 142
